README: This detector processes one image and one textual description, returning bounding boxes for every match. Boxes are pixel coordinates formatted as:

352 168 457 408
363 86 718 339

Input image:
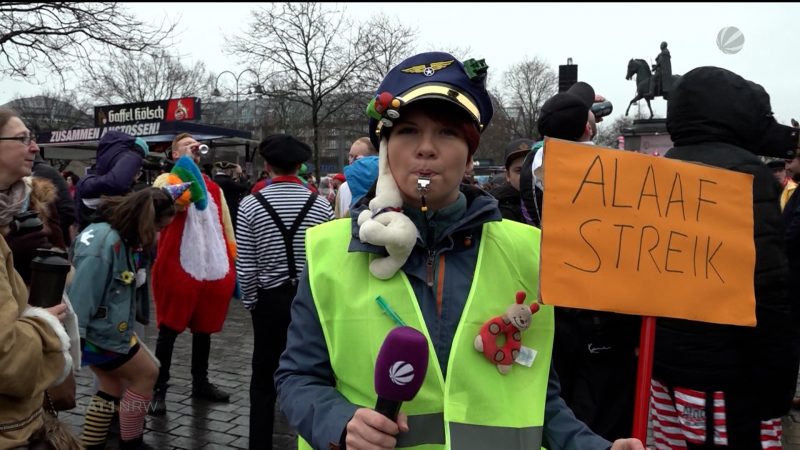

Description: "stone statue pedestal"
621 119 673 157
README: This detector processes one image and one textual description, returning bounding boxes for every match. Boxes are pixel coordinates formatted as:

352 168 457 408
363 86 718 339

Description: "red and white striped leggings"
649 378 782 449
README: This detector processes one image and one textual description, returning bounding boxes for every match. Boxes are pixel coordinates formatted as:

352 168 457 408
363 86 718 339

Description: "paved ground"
59 299 298 450
786 410 800 449
784 374 800 449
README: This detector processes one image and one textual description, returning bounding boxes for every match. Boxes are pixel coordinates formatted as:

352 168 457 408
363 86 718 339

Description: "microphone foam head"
374 326 429 402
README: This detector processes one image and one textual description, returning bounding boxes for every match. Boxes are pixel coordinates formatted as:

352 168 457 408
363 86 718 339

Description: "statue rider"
647 41 672 97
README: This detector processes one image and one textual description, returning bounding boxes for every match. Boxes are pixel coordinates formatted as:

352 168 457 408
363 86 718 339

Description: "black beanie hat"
537 93 589 141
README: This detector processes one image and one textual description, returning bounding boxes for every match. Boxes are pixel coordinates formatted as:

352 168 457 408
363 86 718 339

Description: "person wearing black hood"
651 66 799 449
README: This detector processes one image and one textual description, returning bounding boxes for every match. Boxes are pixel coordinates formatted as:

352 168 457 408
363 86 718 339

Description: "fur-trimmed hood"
27 176 58 222
0 176 59 238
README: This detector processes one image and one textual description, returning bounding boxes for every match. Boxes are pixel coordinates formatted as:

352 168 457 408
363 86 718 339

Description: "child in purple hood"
75 131 148 230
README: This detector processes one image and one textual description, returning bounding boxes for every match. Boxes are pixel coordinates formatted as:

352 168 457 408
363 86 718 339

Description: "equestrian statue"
625 41 680 118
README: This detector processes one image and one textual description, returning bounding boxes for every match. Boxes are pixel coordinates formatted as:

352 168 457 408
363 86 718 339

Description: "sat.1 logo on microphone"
389 361 415 386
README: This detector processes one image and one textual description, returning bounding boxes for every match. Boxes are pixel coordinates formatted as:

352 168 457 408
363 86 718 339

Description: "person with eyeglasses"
0 132 35 144
0 107 77 448
0 108 67 283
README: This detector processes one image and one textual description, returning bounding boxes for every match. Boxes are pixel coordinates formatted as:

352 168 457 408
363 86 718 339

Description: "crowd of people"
0 49 799 450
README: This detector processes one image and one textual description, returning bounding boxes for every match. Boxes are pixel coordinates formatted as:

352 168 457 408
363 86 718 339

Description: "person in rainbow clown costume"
148 133 237 415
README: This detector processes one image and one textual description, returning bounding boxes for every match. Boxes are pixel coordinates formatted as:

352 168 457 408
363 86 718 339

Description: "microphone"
374 326 429 421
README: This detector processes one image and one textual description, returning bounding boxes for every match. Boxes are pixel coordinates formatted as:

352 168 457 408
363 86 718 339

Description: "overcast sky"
2 2 798 127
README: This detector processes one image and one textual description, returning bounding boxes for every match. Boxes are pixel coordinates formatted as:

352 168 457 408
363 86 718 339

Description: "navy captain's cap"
367 51 494 150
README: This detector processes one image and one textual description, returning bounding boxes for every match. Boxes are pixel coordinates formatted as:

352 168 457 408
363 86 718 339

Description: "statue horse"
625 58 680 118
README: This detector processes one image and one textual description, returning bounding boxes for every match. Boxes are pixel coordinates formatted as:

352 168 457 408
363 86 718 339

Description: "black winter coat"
489 182 524 223
213 173 250 225
656 67 798 418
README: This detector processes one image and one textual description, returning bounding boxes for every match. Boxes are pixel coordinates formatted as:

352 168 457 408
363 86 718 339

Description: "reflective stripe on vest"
301 218 554 450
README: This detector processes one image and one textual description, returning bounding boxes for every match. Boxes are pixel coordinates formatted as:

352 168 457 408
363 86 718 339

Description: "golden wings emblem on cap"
402 60 455 77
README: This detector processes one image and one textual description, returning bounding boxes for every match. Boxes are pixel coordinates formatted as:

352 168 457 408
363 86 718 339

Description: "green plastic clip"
463 58 488 80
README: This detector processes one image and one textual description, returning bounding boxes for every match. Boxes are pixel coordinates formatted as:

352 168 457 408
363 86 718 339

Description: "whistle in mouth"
417 176 431 212
417 176 431 192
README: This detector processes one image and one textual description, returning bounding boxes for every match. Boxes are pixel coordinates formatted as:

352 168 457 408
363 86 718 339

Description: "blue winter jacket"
343 155 379 205
274 185 612 450
68 222 143 353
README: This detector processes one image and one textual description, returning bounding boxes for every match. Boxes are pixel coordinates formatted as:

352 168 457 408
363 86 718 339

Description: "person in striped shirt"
235 134 333 450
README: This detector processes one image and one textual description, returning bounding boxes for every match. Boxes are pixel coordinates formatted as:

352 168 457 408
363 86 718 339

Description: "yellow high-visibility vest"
299 218 554 449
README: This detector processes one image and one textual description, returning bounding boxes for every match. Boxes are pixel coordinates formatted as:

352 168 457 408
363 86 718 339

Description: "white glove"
135 268 147 288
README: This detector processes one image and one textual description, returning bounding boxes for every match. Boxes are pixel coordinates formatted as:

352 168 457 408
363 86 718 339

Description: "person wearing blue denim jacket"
69 188 176 450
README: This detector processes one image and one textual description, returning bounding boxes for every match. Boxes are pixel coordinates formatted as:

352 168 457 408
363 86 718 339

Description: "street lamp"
212 68 264 127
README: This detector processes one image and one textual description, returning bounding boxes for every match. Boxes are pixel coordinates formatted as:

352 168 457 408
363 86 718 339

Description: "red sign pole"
632 316 656 442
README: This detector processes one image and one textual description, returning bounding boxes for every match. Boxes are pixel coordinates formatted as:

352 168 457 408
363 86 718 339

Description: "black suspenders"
253 191 318 286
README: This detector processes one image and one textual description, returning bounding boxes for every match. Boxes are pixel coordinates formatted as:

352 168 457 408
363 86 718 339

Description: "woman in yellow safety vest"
274 51 647 450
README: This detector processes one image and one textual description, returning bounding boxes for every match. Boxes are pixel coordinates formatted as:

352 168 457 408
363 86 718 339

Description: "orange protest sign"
540 138 756 326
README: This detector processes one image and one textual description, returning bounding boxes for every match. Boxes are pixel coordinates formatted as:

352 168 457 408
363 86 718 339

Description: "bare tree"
256 75 309 139
474 91 516 166
355 13 417 87
82 49 211 104
594 114 644 149
260 99 308 139
0 3 175 83
5 90 93 134
228 3 374 178
498 56 558 140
